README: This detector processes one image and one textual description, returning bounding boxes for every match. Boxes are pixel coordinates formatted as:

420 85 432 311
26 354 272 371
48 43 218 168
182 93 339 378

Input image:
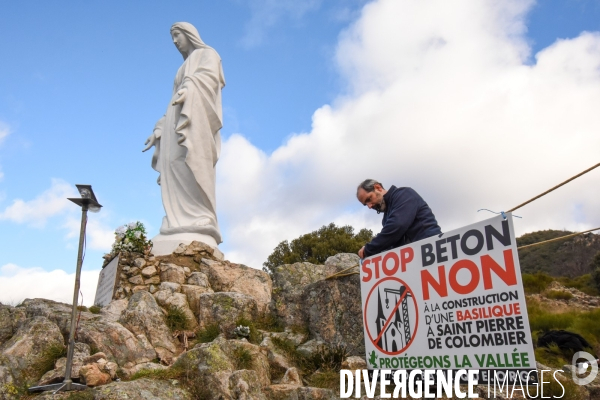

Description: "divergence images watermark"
340 353 598 399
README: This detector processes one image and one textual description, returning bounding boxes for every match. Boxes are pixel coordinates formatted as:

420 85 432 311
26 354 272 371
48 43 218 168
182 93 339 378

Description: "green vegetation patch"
34 343 67 378
263 222 373 274
165 305 191 331
233 346 254 370
197 323 220 343
88 305 102 314
544 290 573 301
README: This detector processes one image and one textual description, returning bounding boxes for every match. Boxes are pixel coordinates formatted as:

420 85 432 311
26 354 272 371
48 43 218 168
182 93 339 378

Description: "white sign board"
360 215 536 384
94 255 119 307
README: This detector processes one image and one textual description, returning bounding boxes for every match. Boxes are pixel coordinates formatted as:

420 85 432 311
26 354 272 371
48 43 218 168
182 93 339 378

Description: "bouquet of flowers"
109 221 153 256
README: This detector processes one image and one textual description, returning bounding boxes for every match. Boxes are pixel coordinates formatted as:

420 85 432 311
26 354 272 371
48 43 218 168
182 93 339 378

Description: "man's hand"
358 246 365 259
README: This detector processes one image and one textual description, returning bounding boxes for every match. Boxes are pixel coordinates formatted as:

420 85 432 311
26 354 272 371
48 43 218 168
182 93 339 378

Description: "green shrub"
165 306 190 331
88 305 102 314
527 303 576 332
197 323 220 343
233 347 254 370
558 274 599 296
544 290 573 301
34 343 67 377
77 305 88 312
263 223 372 274
522 272 554 294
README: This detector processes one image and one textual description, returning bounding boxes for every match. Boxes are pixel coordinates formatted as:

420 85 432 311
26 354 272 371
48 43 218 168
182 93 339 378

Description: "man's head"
357 179 387 213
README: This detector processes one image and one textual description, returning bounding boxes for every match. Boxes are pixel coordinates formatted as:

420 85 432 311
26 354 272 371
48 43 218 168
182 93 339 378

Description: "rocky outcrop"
35 378 193 400
173 335 271 399
0 249 370 398
38 342 90 385
118 291 179 364
198 292 259 332
0 316 64 383
302 272 364 356
270 253 364 354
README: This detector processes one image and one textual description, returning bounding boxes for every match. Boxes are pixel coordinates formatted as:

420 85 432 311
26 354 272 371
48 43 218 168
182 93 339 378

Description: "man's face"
357 185 386 213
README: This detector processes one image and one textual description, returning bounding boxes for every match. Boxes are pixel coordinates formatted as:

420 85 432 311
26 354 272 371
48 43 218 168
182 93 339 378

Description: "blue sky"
1 0 599 305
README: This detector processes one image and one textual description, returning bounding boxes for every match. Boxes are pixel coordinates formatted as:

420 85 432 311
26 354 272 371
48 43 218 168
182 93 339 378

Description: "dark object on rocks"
537 330 593 354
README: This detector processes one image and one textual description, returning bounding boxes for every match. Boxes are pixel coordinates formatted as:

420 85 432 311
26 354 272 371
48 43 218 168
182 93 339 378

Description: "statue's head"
170 22 205 59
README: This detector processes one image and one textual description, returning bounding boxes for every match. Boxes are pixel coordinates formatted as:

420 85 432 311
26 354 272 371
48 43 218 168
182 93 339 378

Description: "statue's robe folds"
151 46 225 244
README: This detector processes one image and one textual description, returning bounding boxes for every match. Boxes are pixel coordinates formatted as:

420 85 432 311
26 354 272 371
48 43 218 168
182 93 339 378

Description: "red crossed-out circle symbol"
364 277 419 355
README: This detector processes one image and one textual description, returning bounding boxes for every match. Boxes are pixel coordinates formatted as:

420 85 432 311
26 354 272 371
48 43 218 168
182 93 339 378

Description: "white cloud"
241 0 322 48
0 121 10 145
218 0 600 269
0 263 100 306
63 216 115 252
0 179 78 227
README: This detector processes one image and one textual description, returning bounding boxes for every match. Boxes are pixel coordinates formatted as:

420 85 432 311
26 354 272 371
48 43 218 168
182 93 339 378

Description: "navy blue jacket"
364 186 441 257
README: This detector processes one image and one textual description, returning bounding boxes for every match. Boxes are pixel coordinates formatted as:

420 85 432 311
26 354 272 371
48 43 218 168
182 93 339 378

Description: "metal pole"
63 203 88 390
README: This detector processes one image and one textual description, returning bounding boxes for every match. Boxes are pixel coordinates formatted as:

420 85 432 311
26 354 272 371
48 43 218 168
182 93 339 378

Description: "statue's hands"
172 89 187 106
142 133 157 152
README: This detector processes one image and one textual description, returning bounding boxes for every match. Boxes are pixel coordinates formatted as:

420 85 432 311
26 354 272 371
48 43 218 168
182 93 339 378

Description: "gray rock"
134 258 147 269
153 291 197 330
76 317 156 370
296 339 325 358
270 262 337 330
198 292 258 332
37 342 91 385
187 271 211 287
281 367 302 386
301 260 364 356
160 263 186 284
141 265 158 278
230 369 268 400
181 284 213 317
0 316 64 383
198 259 272 312
174 336 270 398
119 291 178 364
100 299 128 323
35 378 192 399
160 281 182 293
128 274 144 285
0 364 17 400
123 361 167 378
0 305 14 346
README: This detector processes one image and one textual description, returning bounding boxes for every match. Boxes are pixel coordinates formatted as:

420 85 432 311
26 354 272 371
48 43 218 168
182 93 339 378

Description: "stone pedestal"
151 233 224 260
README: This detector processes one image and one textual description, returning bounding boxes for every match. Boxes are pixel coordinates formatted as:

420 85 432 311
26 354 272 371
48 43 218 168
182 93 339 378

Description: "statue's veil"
170 22 209 59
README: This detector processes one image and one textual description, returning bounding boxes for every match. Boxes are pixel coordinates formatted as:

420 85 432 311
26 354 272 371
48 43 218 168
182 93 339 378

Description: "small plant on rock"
233 325 250 339
88 304 102 314
166 306 190 331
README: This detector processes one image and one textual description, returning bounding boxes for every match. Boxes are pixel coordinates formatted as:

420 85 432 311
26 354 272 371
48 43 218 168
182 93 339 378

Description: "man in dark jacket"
357 179 441 258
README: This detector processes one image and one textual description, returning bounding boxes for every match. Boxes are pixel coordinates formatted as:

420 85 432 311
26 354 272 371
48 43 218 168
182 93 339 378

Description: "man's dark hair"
357 179 384 194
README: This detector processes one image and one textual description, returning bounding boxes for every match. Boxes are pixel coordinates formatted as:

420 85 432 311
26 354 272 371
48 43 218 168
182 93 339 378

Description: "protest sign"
360 214 536 384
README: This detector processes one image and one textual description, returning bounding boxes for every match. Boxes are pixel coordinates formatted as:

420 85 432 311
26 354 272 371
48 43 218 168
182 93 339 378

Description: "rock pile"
0 244 365 399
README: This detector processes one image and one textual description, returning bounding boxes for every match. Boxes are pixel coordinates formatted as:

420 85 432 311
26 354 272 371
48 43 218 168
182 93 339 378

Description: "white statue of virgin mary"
143 22 225 256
